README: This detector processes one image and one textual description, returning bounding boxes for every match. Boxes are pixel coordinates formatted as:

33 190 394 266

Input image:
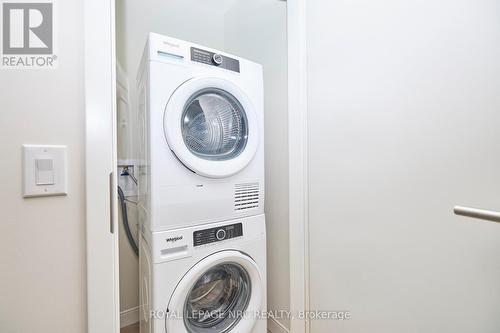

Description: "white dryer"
140 215 267 333
136 33 265 233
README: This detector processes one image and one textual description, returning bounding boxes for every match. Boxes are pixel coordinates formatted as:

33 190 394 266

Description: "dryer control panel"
191 47 240 73
193 223 243 246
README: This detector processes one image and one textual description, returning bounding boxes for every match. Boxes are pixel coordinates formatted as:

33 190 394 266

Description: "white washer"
136 33 265 233
140 215 267 333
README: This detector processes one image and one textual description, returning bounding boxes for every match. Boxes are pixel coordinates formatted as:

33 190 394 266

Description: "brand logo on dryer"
165 236 183 243
163 40 179 48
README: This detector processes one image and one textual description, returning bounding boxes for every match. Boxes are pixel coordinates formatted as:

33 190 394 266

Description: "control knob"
216 229 226 241
212 53 223 65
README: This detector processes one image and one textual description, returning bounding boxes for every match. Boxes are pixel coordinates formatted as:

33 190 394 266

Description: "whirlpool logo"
1 1 57 68
166 236 183 243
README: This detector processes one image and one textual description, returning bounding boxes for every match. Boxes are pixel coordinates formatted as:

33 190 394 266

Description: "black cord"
118 186 139 256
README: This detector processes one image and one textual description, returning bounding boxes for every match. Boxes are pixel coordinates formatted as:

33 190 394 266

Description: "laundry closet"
115 1 289 332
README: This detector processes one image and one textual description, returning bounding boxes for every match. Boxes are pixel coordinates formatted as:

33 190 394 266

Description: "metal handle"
453 206 500 224
109 172 114 234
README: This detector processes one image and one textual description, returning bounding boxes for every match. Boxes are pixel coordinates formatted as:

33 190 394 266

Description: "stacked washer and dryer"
136 33 266 333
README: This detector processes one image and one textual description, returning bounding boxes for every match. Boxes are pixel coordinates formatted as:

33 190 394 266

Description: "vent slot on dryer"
234 182 259 211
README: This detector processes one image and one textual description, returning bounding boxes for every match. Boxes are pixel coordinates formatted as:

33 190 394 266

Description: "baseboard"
268 317 290 333
120 306 140 328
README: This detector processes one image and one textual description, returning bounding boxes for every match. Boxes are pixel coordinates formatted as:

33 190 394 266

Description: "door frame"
84 0 120 332
84 0 309 332
287 0 309 333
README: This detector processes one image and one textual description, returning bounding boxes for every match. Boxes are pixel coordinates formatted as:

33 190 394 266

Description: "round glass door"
164 77 260 178
181 88 248 161
184 263 251 333
166 251 263 333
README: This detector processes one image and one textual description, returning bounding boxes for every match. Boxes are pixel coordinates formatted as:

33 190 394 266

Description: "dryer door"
164 77 259 178
166 251 263 333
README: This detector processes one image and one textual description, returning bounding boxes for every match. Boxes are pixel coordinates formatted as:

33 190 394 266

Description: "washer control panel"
190 47 240 73
193 223 243 247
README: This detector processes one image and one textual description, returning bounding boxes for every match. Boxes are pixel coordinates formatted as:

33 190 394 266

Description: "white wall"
0 0 87 332
224 1 290 330
307 0 500 332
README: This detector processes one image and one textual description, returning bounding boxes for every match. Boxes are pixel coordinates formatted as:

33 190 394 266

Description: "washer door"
164 77 259 178
166 251 263 333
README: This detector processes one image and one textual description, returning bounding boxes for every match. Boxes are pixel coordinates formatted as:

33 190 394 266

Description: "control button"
212 53 223 65
216 229 226 240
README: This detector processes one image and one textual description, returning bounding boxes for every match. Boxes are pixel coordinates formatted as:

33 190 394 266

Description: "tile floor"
121 323 139 333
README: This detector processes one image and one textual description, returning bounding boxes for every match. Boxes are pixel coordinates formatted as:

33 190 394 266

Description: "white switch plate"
23 145 67 198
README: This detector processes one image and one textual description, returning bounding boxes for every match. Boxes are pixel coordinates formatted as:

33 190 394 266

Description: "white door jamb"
84 0 120 332
288 0 309 333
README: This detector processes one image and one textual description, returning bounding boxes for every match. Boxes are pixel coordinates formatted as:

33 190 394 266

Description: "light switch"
23 145 67 198
35 159 55 185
